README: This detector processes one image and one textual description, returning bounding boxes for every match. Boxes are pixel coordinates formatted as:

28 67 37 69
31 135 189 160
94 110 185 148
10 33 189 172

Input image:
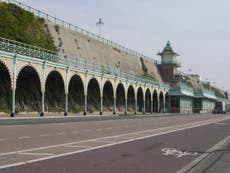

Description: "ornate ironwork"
0 37 170 89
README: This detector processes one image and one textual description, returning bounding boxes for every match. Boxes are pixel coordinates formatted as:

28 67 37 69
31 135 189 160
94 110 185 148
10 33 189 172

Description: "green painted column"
40 61 46 117
11 54 17 117
65 68 69 116
125 99 127 115
40 90 45 117
158 96 160 113
11 89 15 117
135 99 137 114
113 97 116 115
64 93 68 116
84 94 87 115
150 99 153 113
143 99 146 114
100 96 103 115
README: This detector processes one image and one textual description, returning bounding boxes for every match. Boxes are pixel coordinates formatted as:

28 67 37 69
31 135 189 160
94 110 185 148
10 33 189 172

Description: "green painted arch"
16 65 42 90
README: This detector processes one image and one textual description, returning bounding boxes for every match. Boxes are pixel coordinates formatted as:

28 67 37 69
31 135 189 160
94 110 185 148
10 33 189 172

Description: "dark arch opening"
116 83 125 112
87 78 100 113
68 75 84 113
137 87 144 112
16 66 41 113
153 90 158 112
159 92 164 112
0 62 11 112
145 89 151 113
103 81 114 112
165 93 170 113
127 85 135 112
45 71 65 112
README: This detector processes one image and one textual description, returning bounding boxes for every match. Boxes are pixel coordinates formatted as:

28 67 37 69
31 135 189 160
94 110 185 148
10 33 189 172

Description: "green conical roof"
158 41 179 56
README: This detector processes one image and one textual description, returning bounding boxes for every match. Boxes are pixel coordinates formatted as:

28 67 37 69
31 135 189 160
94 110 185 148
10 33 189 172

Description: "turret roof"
158 41 179 56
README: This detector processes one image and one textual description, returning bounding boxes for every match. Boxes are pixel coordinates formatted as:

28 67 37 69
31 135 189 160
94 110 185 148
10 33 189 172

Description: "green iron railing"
1 0 157 64
0 37 170 88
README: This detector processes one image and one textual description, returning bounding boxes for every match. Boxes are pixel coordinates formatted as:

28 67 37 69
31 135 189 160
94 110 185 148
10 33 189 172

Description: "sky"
19 0 230 91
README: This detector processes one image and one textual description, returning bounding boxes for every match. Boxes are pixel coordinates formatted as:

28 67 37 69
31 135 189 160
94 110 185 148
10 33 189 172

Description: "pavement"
0 113 173 126
185 134 230 173
0 114 229 173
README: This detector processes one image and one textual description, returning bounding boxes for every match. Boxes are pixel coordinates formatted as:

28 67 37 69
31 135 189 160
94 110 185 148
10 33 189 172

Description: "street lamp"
96 18 104 36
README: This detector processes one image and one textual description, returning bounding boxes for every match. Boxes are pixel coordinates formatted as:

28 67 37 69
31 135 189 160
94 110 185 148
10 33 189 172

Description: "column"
150 99 153 113
41 61 46 117
84 94 87 115
157 96 160 113
135 98 137 114
64 93 68 116
125 98 127 115
113 96 116 115
143 99 146 114
163 96 166 113
11 54 17 117
40 90 45 116
64 68 69 116
100 96 103 115
11 88 15 117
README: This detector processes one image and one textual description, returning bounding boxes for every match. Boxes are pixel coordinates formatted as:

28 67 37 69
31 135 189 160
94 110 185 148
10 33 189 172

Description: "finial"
167 41 170 46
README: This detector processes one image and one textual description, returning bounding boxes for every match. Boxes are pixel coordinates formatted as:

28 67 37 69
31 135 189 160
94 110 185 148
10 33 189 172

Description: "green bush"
0 2 57 51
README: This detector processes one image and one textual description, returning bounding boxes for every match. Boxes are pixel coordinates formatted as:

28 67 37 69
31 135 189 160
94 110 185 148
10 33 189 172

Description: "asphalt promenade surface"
0 114 229 173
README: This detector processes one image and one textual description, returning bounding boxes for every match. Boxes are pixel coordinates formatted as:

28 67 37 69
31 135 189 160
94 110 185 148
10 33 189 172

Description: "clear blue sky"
20 0 230 91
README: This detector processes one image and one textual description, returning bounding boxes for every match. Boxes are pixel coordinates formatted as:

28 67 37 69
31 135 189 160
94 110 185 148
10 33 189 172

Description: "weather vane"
96 18 104 36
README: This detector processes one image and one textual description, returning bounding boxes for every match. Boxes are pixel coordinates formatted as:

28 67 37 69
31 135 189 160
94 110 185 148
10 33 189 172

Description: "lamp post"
96 18 104 36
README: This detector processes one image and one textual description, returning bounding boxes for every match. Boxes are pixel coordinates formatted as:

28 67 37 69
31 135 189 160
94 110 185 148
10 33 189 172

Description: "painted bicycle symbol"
161 148 198 158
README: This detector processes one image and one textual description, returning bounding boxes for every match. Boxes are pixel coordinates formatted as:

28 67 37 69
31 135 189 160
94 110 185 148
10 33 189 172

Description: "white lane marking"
92 140 114 144
39 134 49 137
19 152 55 156
64 145 89 148
161 148 198 158
215 122 225 125
18 136 31 140
0 117 228 158
0 138 8 142
114 136 134 140
0 117 229 170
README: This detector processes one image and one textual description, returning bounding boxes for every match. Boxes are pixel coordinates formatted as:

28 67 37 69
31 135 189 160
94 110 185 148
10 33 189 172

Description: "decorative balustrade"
0 37 170 88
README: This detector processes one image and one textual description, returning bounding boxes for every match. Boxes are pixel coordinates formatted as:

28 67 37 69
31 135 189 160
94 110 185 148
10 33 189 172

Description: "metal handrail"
1 0 157 64
0 37 170 88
